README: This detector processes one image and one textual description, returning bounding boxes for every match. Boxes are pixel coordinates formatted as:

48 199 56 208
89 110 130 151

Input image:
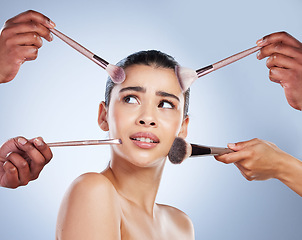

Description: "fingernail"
257 51 261 59
228 143 236 148
18 138 27 145
49 33 53 41
30 47 38 54
256 38 266 46
48 19 56 28
34 138 44 147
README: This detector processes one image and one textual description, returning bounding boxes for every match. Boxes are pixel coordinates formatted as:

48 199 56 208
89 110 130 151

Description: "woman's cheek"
159 111 183 134
108 104 135 137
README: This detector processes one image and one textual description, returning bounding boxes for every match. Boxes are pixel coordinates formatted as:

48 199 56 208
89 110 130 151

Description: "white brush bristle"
175 65 198 92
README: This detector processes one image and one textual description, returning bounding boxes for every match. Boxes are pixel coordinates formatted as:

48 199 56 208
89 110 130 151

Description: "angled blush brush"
168 137 233 164
47 138 122 147
49 28 125 83
176 45 261 91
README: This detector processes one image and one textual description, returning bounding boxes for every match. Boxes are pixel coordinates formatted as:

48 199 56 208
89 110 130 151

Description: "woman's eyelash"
122 95 175 108
123 95 139 104
158 100 175 109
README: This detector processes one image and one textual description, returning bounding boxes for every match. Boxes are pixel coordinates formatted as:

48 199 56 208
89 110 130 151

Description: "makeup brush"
168 137 233 164
176 45 261 91
47 138 122 147
49 28 126 83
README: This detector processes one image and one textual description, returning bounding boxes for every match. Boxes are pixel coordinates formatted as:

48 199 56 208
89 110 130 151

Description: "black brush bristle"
168 137 189 164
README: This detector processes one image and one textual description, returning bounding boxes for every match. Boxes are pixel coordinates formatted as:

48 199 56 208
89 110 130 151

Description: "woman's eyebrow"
119 86 146 93
156 91 180 102
119 87 179 102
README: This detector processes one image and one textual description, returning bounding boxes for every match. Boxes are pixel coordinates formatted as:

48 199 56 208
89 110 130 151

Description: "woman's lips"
129 132 160 149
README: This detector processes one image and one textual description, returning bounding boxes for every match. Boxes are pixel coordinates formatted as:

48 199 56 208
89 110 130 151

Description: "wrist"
274 151 298 182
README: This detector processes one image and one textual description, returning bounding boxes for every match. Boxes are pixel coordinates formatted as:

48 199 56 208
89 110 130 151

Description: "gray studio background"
0 0 301 239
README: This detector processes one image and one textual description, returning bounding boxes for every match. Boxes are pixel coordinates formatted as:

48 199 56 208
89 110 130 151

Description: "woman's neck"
102 154 166 217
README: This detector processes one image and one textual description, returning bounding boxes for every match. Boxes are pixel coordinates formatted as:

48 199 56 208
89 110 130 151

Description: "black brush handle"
190 144 233 156
191 144 211 156
93 54 109 68
196 65 213 78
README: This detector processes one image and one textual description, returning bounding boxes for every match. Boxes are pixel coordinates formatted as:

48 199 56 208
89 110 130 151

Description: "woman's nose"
138 119 156 126
136 108 157 127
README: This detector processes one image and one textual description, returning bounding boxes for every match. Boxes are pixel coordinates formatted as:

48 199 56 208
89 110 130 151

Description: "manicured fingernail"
34 138 44 147
228 143 236 148
18 138 27 145
256 38 266 46
30 47 38 54
48 19 56 28
49 33 53 41
257 51 261 59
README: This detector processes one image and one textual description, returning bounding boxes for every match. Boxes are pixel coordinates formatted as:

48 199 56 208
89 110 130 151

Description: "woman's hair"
105 50 190 117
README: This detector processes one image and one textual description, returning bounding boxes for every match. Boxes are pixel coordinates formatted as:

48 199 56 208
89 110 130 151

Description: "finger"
266 53 298 70
0 139 19 158
15 137 46 180
6 152 30 185
13 45 39 61
257 32 302 49
3 21 53 42
5 10 55 29
234 162 254 181
10 32 43 48
1 161 19 188
32 137 53 165
215 150 251 164
226 138 260 152
268 67 293 85
6 45 39 63
257 42 302 61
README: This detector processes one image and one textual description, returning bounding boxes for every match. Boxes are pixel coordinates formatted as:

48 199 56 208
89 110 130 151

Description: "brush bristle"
175 65 198 92
106 64 126 83
168 137 192 164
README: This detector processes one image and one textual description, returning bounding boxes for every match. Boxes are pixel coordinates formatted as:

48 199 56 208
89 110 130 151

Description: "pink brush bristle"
106 64 126 83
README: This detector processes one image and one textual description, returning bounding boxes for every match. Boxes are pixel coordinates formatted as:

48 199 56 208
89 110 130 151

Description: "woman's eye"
158 100 174 109
123 96 139 104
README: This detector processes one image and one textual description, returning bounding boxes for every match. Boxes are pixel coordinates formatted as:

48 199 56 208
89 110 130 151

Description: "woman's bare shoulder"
71 172 116 192
157 203 195 239
56 172 121 240
60 172 121 216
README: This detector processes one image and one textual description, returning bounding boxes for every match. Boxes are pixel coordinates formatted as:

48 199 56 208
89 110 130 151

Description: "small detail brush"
176 45 261 91
168 137 233 164
49 28 126 83
47 138 122 147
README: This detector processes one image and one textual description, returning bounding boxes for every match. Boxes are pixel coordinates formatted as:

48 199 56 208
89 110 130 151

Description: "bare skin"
0 10 54 188
215 138 302 197
0 10 55 83
215 33 302 197
56 65 194 239
0 136 53 188
256 32 302 111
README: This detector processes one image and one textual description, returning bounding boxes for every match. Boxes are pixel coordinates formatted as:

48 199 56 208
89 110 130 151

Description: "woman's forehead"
117 64 183 94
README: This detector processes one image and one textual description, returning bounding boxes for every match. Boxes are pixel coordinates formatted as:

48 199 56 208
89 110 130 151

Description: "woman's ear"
178 116 189 138
98 101 109 131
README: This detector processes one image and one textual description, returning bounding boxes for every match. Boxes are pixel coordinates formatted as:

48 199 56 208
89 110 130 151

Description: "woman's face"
99 64 189 167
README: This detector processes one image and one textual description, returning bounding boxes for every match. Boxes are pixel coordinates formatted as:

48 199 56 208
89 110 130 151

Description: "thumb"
227 140 251 151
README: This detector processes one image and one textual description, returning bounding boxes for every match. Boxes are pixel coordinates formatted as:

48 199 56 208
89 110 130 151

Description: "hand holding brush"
168 137 233 164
